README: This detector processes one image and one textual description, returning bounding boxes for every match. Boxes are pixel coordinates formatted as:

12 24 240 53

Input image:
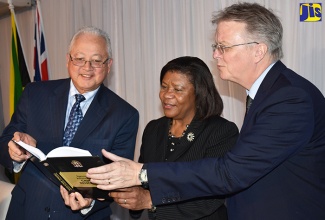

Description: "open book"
14 140 92 161
13 140 109 199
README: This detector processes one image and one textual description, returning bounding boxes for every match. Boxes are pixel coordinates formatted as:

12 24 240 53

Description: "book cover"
14 140 109 199
41 156 109 199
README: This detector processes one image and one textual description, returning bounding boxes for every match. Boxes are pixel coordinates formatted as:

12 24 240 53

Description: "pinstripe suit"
138 116 238 220
146 61 325 220
0 78 139 220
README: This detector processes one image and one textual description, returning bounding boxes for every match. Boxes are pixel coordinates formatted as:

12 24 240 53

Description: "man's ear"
66 53 70 68
254 43 268 63
106 58 113 73
107 58 113 66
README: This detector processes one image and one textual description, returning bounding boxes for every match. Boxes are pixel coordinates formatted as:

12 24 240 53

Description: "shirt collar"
69 80 99 100
246 62 275 99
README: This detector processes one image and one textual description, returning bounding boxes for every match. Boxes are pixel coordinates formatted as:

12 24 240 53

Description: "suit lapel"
49 79 70 144
152 119 169 162
166 119 206 161
70 85 108 146
49 82 110 147
244 61 287 123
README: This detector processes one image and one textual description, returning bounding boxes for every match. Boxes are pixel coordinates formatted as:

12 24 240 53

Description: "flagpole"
7 0 13 11
8 0 16 118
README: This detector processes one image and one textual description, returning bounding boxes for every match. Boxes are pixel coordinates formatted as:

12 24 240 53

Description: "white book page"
47 146 92 158
14 140 47 161
13 140 92 161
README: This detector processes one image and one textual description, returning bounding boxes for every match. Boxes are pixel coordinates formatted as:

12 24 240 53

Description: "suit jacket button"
162 198 166 203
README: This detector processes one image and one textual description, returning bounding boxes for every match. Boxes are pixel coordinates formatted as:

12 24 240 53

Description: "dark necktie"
246 95 253 115
63 94 85 146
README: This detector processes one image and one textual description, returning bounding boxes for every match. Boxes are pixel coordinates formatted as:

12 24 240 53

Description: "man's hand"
87 149 143 190
9 132 36 162
60 186 93 211
109 186 152 210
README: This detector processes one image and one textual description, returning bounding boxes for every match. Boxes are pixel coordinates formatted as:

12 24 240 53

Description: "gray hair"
68 26 113 58
212 2 283 61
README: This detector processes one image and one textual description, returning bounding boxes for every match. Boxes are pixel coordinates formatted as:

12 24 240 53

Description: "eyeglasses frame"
212 42 259 54
69 54 110 68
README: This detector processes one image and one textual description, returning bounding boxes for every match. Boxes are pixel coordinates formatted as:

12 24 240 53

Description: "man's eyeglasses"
211 42 259 54
69 54 110 68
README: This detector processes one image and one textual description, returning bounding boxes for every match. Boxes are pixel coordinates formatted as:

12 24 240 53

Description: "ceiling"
0 0 34 19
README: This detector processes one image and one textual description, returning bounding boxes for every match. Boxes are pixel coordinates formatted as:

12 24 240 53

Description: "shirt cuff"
13 161 26 173
80 200 95 215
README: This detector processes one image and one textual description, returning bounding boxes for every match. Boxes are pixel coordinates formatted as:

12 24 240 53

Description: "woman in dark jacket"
110 56 238 220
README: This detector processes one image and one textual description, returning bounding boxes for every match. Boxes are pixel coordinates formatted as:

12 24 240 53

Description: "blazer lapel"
166 119 206 161
49 79 70 144
244 61 287 123
70 85 108 146
152 119 170 162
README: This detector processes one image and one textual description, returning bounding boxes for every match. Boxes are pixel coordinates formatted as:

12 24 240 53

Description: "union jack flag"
34 1 49 81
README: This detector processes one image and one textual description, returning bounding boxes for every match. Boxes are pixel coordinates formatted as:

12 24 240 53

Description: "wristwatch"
139 164 149 189
148 203 157 213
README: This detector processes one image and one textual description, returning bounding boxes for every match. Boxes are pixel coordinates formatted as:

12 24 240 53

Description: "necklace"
168 122 189 138
166 120 195 158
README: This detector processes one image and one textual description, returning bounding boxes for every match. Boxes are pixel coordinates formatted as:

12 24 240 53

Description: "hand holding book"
8 133 37 163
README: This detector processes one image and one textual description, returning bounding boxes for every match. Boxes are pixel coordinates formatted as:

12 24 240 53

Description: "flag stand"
6 0 31 184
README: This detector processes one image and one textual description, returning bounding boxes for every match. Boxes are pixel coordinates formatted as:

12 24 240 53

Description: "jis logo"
300 3 322 22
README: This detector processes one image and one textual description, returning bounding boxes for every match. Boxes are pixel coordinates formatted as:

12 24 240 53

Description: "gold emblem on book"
71 160 83 168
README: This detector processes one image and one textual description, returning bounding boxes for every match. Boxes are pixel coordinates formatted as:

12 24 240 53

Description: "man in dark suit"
0 26 139 219
87 3 325 220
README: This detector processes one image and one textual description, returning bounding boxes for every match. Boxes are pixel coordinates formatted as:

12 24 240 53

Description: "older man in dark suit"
0 26 139 220
87 3 325 220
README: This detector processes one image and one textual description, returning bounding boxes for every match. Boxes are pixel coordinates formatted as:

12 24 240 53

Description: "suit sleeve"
108 110 139 160
153 120 239 219
147 86 314 205
86 109 139 217
0 83 31 171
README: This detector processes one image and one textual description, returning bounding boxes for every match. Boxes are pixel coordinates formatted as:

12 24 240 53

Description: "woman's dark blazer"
138 115 238 220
